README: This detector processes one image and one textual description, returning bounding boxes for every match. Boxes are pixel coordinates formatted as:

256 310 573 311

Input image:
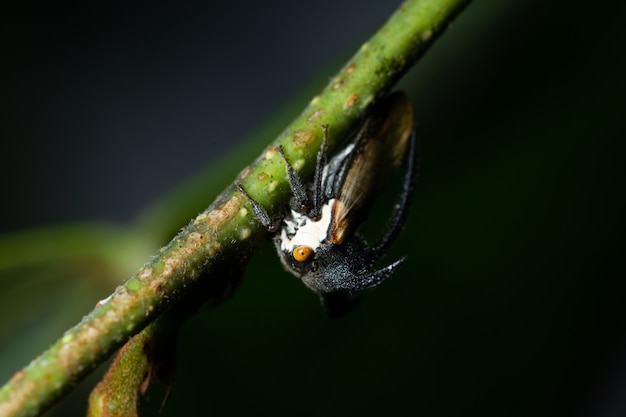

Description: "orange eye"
293 246 313 262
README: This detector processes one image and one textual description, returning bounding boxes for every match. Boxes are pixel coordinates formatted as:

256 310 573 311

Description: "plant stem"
0 1 470 416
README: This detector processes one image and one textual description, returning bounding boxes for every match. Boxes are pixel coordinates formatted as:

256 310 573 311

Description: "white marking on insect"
280 199 335 252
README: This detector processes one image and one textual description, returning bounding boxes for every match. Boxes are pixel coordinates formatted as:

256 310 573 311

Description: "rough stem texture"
0 1 470 416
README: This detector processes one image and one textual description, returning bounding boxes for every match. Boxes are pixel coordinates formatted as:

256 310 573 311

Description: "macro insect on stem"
239 91 417 317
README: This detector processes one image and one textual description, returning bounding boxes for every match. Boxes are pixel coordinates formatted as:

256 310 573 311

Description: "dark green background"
1 1 625 416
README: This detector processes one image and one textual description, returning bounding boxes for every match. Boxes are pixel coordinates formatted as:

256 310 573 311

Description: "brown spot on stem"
307 108 325 122
149 279 163 292
10 370 25 384
292 130 314 148
264 147 279 160
162 257 180 277
202 195 242 235
344 93 359 108
188 232 204 248
332 77 346 90
238 166 253 181
138 267 154 281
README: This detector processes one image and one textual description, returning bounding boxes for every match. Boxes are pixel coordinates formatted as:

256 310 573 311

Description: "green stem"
0 1 470 416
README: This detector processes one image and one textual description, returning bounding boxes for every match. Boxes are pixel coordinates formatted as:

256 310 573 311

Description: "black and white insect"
239 91 417 317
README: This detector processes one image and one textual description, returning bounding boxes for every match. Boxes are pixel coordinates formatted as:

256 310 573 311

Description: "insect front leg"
276 146 309 214
237 184 278 233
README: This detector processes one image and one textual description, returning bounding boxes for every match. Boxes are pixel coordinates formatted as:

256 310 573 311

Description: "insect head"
239 91 417 317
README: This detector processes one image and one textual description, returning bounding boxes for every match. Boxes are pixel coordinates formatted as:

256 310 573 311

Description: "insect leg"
237 184 277 233
276 146 309 213
309 125 329 219
369 128 419 264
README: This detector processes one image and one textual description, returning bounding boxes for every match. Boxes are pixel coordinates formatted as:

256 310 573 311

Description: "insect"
239 91 417 317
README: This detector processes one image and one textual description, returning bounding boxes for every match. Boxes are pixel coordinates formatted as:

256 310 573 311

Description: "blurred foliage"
1 1 625 417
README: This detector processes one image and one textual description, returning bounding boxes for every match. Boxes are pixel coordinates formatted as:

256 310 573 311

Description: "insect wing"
328 92 413 245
